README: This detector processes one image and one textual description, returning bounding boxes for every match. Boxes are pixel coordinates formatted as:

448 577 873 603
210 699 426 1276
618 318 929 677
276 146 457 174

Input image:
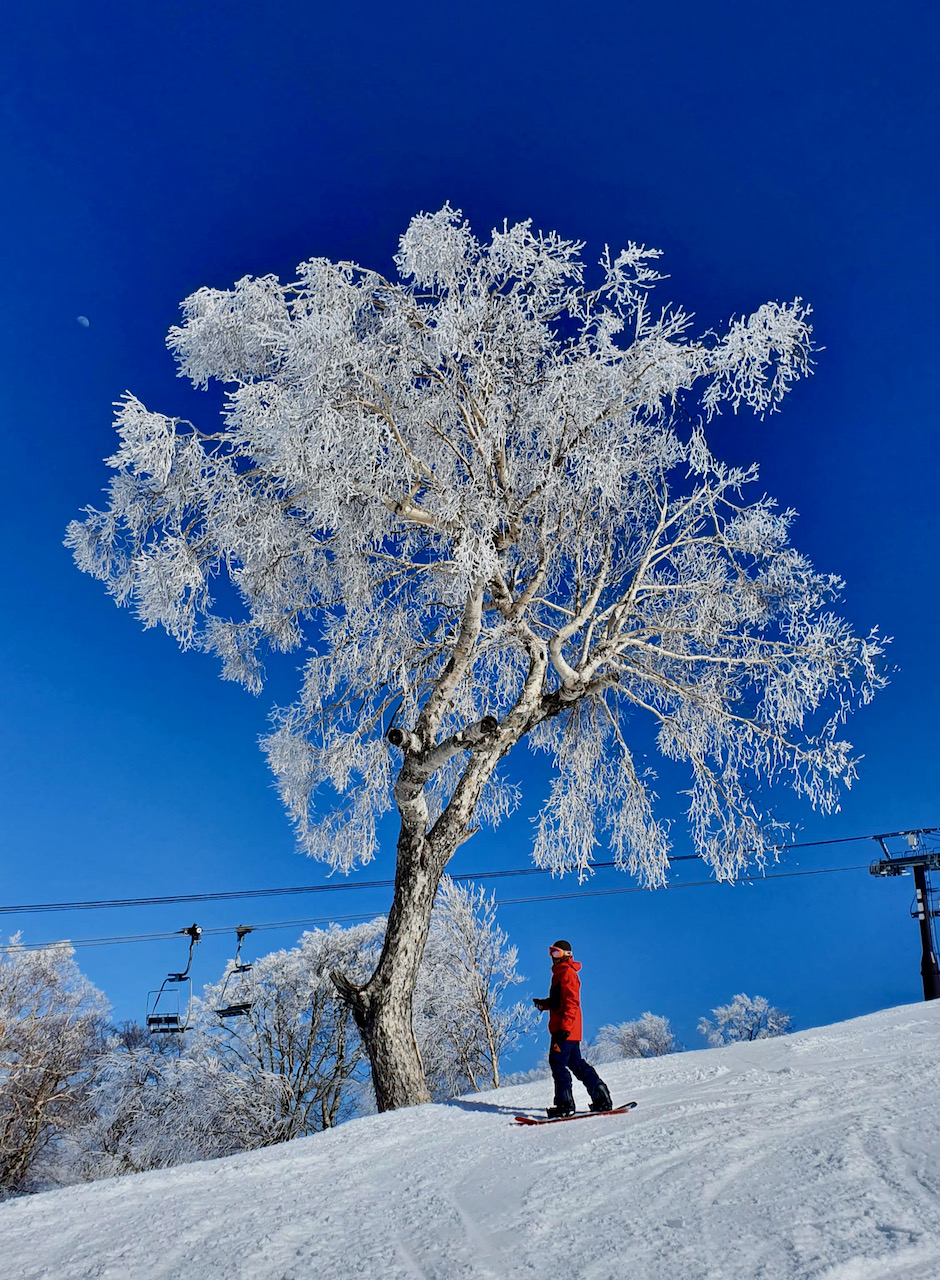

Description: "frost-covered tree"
0 939 109 1196
415 877 536 1097
68 1024 257 1180
698 993 793 1046
71 922 382 1182
195 920 383 1138
594 1012 678 1060
67 206 884 1110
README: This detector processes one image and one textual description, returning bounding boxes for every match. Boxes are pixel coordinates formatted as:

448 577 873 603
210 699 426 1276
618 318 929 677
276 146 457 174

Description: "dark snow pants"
549 1038 605 1104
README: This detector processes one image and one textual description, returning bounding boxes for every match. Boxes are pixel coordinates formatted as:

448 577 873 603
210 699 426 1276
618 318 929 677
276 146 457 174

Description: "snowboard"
514 1100 637 1126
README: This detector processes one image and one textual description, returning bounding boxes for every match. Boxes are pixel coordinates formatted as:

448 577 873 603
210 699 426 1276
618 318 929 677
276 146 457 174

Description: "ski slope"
3 1002 939 1280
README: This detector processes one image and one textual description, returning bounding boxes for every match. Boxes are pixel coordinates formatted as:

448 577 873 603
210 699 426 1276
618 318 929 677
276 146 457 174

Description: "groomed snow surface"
3 1002 939 1280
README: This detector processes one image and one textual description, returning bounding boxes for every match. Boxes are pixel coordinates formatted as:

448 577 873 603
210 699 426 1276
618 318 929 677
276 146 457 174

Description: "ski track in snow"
2 1003 939 1280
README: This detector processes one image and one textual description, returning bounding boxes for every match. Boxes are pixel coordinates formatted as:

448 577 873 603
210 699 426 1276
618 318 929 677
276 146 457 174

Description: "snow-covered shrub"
698 993 792 1046
500 1064 552 1087
594 1012 678 1060
66 1024 265 1181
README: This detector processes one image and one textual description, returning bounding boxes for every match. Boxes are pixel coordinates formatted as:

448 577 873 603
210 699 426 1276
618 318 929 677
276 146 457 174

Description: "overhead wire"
0 912 377 953
1 826 933 918
494 863 873 907
0 861 875 954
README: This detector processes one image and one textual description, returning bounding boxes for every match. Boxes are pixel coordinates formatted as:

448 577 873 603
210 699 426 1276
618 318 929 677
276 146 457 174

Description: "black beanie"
551 939 572 953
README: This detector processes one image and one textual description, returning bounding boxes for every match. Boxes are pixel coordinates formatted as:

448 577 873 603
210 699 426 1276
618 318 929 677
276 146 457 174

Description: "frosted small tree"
69 1025 258 1180
595 1012 677 1060
67 206 884 1110
698 993 793 1046
415 877 536 1097
0 939 109 1196
195 920 384 1138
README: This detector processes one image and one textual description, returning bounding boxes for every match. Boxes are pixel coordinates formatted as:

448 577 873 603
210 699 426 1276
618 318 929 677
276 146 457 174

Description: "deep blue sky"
1 0 937 1067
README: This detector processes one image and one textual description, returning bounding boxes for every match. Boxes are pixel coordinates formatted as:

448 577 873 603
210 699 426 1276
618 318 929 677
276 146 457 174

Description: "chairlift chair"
215 926 254 1019
146 924 202 1034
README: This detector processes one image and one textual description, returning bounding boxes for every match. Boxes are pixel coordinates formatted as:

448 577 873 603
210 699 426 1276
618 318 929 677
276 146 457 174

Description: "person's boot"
588 1082 613 1113
547 1091 575 1118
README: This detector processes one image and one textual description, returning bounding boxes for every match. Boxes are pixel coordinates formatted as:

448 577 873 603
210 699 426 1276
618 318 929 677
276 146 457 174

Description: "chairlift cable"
495 863 873 906
0 826 933 918
0 860 695 915
0 912 374 953
0 862 874 954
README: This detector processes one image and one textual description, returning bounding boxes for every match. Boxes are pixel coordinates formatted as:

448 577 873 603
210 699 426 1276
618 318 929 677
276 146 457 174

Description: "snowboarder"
533 940 613 1117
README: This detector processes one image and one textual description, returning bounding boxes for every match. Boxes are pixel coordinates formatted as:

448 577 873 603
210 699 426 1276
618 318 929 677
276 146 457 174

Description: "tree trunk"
333 827 449 1111
331 724 516 1110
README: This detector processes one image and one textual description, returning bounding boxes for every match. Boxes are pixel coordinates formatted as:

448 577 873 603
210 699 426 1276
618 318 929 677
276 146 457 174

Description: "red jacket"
547 958 583 1042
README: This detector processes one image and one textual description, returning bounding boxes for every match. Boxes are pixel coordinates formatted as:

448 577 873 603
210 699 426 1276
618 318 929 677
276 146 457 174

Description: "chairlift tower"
869 829 940 1001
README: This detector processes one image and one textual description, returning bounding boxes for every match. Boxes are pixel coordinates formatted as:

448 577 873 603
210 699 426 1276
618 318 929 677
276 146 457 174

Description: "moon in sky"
77 315 90 327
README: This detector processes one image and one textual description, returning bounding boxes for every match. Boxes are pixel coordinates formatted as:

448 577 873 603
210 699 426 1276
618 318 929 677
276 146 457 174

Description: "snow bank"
3 1002 939 1280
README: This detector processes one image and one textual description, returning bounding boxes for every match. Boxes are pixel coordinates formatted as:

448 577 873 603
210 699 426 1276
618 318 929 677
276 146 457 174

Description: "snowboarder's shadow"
445 1098 541 1117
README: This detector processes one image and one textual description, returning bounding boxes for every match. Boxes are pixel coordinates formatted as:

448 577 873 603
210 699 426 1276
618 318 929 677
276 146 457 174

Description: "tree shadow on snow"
444 1098 544 1117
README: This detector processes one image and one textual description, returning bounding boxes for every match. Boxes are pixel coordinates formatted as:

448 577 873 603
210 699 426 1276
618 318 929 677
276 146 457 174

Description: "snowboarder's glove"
532 998 549 1011
551 1030 569 1045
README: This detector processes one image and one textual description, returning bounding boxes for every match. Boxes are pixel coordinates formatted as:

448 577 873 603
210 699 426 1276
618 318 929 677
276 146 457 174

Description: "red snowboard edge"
514 1100 637 1126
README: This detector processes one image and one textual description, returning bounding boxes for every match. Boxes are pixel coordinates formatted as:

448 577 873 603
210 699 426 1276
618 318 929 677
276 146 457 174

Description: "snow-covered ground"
3 1001 939 1280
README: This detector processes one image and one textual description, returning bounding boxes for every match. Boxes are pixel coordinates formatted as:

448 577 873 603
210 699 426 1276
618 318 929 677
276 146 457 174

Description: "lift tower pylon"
869 830 940 1001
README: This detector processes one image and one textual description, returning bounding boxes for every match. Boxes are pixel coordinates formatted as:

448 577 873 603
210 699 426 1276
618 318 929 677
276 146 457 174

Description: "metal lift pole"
869 830 940 1002
912 863 940 1001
